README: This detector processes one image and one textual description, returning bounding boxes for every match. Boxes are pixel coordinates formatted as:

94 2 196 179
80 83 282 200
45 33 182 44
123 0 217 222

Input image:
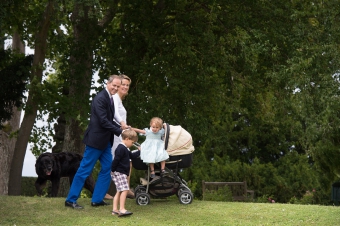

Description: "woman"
112 74 131 153
111 74 135 198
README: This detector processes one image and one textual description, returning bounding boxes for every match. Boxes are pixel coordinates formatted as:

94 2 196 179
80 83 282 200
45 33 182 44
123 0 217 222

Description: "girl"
132 117 169 178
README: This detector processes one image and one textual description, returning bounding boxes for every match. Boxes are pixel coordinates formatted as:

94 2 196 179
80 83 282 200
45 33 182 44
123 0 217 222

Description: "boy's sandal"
112 210 119 216
118 210 133 217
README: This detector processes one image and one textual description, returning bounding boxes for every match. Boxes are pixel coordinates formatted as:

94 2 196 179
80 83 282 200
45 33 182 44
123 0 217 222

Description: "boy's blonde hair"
121 129 138 142
150 117 163 128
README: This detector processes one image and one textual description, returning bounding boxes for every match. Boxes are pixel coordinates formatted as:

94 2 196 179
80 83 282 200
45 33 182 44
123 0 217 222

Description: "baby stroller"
132 123 195 205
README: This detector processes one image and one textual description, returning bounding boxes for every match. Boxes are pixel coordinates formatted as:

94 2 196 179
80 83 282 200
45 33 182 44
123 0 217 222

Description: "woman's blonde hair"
119 74 131 99
120 74 131 83
150 117 163 128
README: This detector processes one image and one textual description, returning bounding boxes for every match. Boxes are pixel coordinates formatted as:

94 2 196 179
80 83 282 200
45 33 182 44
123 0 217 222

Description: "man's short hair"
107 74 122 83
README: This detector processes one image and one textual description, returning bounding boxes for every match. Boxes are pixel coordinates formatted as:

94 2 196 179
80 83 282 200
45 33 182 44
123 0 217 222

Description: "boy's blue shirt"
111 143 140 176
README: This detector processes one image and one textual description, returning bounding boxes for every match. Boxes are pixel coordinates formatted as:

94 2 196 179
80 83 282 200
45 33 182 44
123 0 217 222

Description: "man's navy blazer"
83 89 122 150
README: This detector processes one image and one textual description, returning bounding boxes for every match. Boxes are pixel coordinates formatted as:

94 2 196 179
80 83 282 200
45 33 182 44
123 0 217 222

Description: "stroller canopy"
164 124 195 156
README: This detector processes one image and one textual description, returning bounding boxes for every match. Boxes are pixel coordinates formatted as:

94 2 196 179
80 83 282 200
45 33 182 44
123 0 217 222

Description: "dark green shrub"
203 186 233 202
21 177 38 196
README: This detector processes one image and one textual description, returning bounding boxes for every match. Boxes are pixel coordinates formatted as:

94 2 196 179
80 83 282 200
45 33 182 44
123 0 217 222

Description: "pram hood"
164 123 195 156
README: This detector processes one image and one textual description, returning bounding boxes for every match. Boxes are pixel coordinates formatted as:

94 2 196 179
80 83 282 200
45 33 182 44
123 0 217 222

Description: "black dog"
35 152 95 197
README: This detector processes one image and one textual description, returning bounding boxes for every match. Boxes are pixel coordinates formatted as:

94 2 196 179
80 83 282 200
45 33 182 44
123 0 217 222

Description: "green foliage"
0 50 32 126
20 176 92 198
289 190 318 205
20 177 38 197
195 151 331 204
256 195 274 204
203 186 233 202
5 0 340 206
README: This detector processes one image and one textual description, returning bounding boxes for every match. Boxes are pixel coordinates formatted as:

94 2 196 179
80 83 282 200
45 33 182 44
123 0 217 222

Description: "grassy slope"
0 196 339 225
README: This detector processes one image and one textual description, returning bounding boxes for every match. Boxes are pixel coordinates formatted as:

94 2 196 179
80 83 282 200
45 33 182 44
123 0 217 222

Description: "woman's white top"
113 93 126 124
112 93 127 158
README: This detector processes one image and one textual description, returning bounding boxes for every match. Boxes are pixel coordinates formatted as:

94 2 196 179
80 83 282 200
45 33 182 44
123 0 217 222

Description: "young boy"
111 129 140 217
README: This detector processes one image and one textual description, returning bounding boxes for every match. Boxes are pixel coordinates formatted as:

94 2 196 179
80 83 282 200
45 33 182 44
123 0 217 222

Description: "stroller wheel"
176 185 189 197
178 190 193 205
134 185 147 196
136 193 150 205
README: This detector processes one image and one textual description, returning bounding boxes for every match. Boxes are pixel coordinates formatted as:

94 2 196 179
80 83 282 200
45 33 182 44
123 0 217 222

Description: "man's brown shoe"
104 193 113 200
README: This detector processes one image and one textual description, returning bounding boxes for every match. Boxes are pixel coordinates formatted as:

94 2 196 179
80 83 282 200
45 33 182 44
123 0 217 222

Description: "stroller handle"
133 142 141 148
164 123 170 151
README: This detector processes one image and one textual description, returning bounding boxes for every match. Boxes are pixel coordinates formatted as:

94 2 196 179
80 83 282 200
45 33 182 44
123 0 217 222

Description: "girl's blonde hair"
150 117 163 128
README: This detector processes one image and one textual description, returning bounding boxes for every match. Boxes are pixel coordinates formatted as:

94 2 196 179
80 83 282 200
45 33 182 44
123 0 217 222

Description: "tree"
0 32 28 195
3 0 340 202
8 0 55 195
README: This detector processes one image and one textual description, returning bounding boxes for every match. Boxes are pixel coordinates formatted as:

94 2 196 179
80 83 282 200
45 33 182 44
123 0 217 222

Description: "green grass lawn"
0 195 339 225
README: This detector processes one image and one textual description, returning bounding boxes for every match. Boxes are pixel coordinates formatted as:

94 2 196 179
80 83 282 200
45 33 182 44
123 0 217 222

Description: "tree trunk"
55 3 96 196
62 3 100 155
52 115 66 153
57 2 119 196
0 107 21 195
0 32 25 195
52 1 118 196
8 2 54 196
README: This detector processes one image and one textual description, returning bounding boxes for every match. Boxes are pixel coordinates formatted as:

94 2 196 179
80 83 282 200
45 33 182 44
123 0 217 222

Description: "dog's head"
36 154 54 176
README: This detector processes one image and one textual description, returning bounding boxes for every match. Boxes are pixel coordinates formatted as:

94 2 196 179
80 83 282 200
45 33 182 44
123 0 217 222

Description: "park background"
2 0 340 205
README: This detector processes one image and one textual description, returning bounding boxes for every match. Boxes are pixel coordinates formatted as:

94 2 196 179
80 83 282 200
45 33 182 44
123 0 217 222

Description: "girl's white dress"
140 128 169 163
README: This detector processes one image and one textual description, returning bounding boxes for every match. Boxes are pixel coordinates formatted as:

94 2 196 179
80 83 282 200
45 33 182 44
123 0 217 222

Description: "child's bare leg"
149 163 155 178
160 161 165 171
127 162 134 197
149 163 154 172
119 190 129 213
113 191 120 214
128 162 132 188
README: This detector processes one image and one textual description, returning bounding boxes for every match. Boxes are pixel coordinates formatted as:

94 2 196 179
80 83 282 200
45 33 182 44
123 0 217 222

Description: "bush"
20 176 91 198
289 189 317 205
21 177 38 196
255 195 276 203
203 186 233 202
193 151 333 204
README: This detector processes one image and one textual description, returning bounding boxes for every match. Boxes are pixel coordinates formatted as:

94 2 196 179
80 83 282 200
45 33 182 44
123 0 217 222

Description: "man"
65 75 123 209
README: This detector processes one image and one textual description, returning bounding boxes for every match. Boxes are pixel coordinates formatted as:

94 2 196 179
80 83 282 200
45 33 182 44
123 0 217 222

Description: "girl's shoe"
150 170 155 178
